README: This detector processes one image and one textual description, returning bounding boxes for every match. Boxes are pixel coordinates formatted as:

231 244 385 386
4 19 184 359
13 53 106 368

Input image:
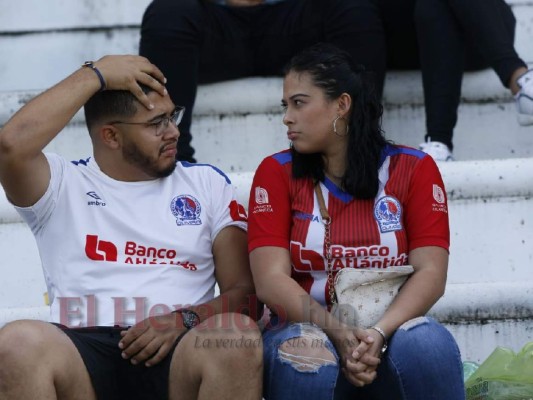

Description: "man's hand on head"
91 55 167 110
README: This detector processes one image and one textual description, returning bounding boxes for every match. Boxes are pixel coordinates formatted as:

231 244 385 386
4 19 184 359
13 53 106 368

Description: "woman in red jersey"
248 43 465 399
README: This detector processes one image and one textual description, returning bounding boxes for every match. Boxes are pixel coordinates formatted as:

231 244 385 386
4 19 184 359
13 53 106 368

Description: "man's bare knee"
174 313 262 367
0 320 96 399
277 324 337 373
169 313 263 399
0 320 54 362
190 313 262 360
0 320 84 377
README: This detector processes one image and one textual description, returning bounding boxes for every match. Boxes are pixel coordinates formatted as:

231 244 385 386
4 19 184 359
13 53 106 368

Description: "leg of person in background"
440 0 532 126
377 0 420 72
377 0 454 160
140 0 201 163
140 0 386 162
140 0 255 162
321 0 387 98
415 0 531 161
252 0 387 100
414 0 467 161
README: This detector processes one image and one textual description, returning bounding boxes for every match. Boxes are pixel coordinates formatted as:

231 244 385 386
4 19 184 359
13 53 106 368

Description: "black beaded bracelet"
82 61 106 92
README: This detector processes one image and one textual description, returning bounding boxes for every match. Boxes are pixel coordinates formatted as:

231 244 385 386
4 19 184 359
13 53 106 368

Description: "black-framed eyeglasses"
108 106 185 137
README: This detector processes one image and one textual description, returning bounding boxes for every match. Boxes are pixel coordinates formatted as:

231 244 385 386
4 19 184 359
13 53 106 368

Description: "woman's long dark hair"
285 43 388 199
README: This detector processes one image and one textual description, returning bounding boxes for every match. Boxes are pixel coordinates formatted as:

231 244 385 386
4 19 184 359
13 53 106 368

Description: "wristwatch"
175 309 200 330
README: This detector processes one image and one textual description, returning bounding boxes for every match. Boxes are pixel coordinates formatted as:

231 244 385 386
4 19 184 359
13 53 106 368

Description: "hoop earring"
333 116 349 137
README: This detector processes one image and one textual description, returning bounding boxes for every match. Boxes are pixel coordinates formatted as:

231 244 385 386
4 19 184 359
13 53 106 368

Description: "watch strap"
173 308 200 330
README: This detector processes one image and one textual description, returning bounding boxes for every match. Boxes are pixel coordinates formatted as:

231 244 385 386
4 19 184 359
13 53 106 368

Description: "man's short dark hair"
83 83 154 133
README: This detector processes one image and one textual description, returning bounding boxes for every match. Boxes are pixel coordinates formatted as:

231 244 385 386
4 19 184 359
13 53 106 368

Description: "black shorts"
54 324 186 400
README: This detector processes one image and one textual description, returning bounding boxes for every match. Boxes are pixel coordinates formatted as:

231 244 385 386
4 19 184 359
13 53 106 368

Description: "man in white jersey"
0 55 262 399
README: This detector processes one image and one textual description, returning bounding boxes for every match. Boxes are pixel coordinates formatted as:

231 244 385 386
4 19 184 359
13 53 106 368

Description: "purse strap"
314 183 336 305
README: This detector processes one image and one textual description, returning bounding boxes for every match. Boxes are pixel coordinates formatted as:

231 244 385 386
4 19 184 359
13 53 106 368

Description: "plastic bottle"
462 361 480 381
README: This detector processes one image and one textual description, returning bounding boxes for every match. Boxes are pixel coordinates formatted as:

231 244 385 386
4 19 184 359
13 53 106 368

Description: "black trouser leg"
445 0 527 87
140 0 386 161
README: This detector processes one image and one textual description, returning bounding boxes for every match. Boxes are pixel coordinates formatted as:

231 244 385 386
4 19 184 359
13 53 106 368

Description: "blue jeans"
262 316 465 399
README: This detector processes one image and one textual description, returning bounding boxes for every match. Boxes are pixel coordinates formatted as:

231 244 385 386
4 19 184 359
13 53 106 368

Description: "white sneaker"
419 140 454 162
516 69 533 126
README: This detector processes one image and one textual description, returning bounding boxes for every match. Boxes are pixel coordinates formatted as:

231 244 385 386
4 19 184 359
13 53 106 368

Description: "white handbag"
331 265 414 328
314 184 414 328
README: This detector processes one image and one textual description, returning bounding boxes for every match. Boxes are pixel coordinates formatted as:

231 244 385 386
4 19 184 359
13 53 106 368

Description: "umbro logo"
86 191 106 207
87 191 102 200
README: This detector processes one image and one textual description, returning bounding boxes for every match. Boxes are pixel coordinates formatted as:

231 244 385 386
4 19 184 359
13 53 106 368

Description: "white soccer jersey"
15 154 247 327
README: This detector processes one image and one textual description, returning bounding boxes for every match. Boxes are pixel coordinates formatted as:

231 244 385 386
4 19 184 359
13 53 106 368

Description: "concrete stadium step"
2 67 533 174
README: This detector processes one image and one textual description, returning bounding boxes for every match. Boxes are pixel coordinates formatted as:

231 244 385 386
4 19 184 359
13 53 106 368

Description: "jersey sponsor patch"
294 211 321 223
85 234 117 261
84 235 198 269
432 184 448 213
433 184 445 204
255 186 269 204
374 196 402 233
290 241 408 271
252 186 273 213
170 195 202 226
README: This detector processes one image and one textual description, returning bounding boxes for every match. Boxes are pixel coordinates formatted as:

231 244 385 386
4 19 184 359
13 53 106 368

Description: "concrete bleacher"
1 0 532 364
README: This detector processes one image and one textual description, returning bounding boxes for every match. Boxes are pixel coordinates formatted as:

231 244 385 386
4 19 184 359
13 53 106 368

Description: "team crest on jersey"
170 195 202 226
374 196 402 233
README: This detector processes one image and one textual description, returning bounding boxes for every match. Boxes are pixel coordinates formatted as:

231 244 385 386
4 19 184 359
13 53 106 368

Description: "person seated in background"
139 0 386 163
378 0 532 161
0 55 262 400
247 43 465 399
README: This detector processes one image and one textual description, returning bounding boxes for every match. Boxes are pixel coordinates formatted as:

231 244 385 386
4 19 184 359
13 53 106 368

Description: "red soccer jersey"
248 145 449 307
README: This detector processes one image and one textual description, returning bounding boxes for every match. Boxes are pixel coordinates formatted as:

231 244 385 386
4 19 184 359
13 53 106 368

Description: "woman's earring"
333 116 348 137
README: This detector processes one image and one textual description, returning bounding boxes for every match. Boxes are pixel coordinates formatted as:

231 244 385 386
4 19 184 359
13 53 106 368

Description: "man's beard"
122 140 177 178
